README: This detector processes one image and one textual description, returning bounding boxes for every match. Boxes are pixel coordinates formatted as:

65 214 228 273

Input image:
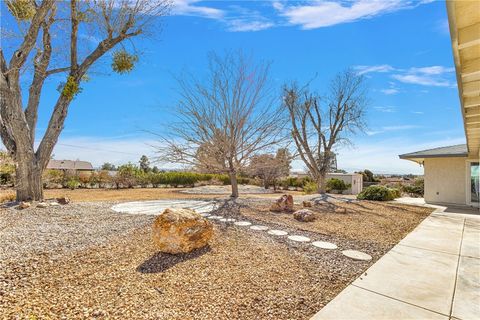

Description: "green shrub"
279 177 312 189
65 177 80 190
390 187 401 198
303 181 318 194
401 179 424 196
326 178 350 193
357 185 399 201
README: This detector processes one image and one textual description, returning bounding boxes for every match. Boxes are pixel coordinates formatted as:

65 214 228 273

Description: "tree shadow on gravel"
137 246 211 274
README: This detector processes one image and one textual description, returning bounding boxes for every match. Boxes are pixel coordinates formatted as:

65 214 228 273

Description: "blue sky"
3 0 466 174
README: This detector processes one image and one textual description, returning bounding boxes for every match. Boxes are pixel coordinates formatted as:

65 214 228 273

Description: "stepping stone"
342 250 372 261
288 235 311 242
208 215 222 220
268 230 288 236
234 221 252 226
219 218 236 222
250 225 269 231
312 241 338 250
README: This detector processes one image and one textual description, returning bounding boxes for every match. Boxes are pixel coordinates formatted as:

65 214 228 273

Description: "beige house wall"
424 157 467 205
325 173 363 195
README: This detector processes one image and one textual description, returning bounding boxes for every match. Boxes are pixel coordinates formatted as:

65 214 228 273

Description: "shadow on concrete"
137 246 211 274
441 205 480 216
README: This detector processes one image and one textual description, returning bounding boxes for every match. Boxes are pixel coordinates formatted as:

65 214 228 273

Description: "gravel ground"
0 199 426 319
237 198 433 246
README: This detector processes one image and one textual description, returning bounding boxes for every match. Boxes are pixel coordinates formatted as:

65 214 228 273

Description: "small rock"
293 209 316 222
17 202 31 209
152 208 213 254
302 201 312 207
50 202 60 206
270 194 294 212
57 196 70 205
37 202 49 208
334 207 347 214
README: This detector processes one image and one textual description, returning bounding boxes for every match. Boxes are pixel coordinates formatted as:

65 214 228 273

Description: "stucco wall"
326 173 363 195
424 157 466 205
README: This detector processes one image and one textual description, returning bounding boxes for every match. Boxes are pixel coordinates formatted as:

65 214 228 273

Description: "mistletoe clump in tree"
0 0 170 201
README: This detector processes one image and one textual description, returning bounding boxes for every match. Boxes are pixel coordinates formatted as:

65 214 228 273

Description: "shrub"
303 181 318 194
97 170 111 188
357 185 399 201
390 187 401 198
401 178 424 196
116 163 140 188
65 177 80 190
0 192 15 203
279 177 307 190
326 178 350 193
88 172 98 187
78 172 91 187
42 169 64 186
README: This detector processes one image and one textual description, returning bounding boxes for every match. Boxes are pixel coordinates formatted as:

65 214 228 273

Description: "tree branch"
25 7 57 143
8 0 55 82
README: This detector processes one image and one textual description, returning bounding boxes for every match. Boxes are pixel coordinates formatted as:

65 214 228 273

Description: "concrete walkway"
311 199 480 320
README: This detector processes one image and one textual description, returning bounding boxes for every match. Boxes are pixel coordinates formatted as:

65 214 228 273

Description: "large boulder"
293 209 316 222
270 194 294 213
152 208 213 254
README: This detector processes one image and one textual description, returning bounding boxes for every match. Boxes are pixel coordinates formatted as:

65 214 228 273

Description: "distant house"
46 160 94 172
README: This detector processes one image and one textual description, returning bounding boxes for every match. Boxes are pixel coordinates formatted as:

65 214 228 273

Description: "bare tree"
158 51 285 198
0 0 170 201
248 148 291 189
284 70 367 193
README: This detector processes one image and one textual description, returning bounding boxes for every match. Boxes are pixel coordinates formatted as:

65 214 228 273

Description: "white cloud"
409 66 455 75
354 64 395 75
172 0 224 19
355 64 456 87
373 106 396 113
411 111 425 115
171 1 275 32
274 0 426 30
392 74 451 87
227 19 274 32
391 65 456 87
366 124 421 136
380 88 399 95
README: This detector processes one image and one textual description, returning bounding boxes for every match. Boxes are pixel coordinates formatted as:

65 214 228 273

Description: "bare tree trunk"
15 153 44 201
229 171 239 198
317 174 327 194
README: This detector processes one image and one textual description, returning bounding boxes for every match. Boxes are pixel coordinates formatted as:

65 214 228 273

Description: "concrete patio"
311 200 479 320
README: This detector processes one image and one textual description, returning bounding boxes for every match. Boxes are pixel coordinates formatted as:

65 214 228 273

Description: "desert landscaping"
1 0 478 319
0 187 433 319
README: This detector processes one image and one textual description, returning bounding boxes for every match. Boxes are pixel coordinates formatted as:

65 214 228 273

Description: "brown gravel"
0 198 431 319
239 199 433 246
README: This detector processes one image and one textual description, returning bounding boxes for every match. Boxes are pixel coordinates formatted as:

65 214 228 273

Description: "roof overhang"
399 153 468 164
447 1 480 157
399 144 468 164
